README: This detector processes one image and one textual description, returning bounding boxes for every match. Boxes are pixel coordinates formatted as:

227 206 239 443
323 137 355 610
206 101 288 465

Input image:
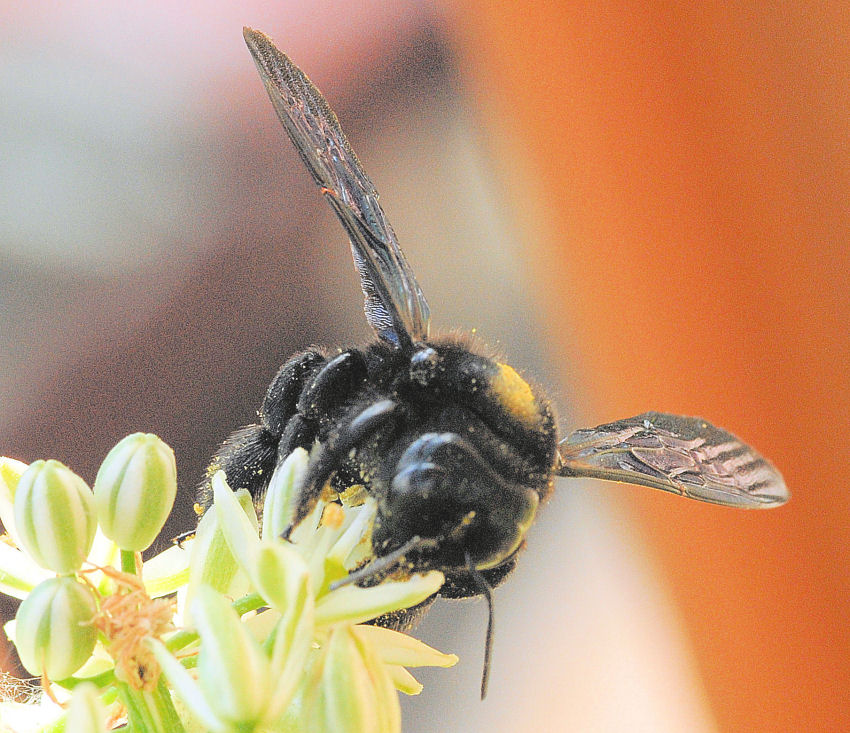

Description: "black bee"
202 28 789 697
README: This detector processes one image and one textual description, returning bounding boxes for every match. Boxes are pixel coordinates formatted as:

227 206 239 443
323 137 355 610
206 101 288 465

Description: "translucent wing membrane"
557 412 788 508
243 27 431 348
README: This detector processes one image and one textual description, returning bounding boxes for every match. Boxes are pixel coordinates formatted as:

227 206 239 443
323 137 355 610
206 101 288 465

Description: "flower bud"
14 460 96 574
14 576 97 679
93 433 177 551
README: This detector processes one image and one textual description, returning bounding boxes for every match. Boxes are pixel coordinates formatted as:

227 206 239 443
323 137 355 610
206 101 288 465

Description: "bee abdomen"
200 423 278 509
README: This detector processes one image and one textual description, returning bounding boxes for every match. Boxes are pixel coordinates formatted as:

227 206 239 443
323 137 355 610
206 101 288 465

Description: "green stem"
233 590 266 614
55 668 116 691
165 591 266 653
118 678 187 733
118 681 152 731
148 678 187 733
121 549 138 575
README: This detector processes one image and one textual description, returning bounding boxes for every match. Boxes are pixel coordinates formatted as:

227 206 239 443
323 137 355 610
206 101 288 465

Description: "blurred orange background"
448 3 849 732
1 2 846 731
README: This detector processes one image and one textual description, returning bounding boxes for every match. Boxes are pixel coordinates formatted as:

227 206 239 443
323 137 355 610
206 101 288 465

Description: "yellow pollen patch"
491 363 538 424
321 502 345 530
339 483 368 507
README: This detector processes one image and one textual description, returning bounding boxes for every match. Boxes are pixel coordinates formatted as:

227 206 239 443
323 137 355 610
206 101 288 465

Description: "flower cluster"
0 437 456 732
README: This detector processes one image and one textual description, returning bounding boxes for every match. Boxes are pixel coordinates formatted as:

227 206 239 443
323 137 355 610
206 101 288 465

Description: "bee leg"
199 423 278 511
275 350 369 459
199 349 327 511
283 399 401 536
260 348 327 436
440 556 519 599
297 350 368 421
369 595 438 632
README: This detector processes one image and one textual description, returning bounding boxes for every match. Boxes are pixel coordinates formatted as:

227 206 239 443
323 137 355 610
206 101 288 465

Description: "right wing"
557 412 788 508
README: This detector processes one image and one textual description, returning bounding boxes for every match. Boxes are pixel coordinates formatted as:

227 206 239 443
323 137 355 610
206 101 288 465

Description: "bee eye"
409 347 441 386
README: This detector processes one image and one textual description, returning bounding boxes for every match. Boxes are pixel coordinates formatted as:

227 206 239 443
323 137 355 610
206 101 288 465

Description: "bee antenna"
329 535 439 591
465 550 495 700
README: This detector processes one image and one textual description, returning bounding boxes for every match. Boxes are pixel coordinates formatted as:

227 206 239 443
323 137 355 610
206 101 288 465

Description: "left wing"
243 28 431 349
557 412 788 508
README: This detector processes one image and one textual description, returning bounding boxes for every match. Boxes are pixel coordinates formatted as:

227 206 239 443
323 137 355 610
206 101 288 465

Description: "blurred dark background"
2 2 848 732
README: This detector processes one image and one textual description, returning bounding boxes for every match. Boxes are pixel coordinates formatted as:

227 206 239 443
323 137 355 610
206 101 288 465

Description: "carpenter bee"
202 28 789 697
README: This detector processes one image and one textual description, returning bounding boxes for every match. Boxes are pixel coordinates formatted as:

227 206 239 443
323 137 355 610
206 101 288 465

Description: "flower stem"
166 591 266 654
121 549 137 575
118 678 187 733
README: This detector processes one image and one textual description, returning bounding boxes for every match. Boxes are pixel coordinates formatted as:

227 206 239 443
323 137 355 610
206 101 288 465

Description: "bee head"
373 431 540 572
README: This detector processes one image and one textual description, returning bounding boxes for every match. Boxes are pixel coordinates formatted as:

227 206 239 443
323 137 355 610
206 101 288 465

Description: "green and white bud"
14 460 96 574
14 576 97 679
93 433 177 551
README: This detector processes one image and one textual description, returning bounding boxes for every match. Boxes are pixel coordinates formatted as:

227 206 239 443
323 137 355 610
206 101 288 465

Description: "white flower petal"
0 456 28 549
184 488 253 620
357 632 401 733
0 541 52 599
262 447 308 541
315 571 444 628
384 664 424 695
212 472 260 574
352 625 459 668
66 682 108 733
264 549 315 721
322 626 381 733
192 586 271 727
325 501 376 570
148 638 227 733
142 543 191 598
